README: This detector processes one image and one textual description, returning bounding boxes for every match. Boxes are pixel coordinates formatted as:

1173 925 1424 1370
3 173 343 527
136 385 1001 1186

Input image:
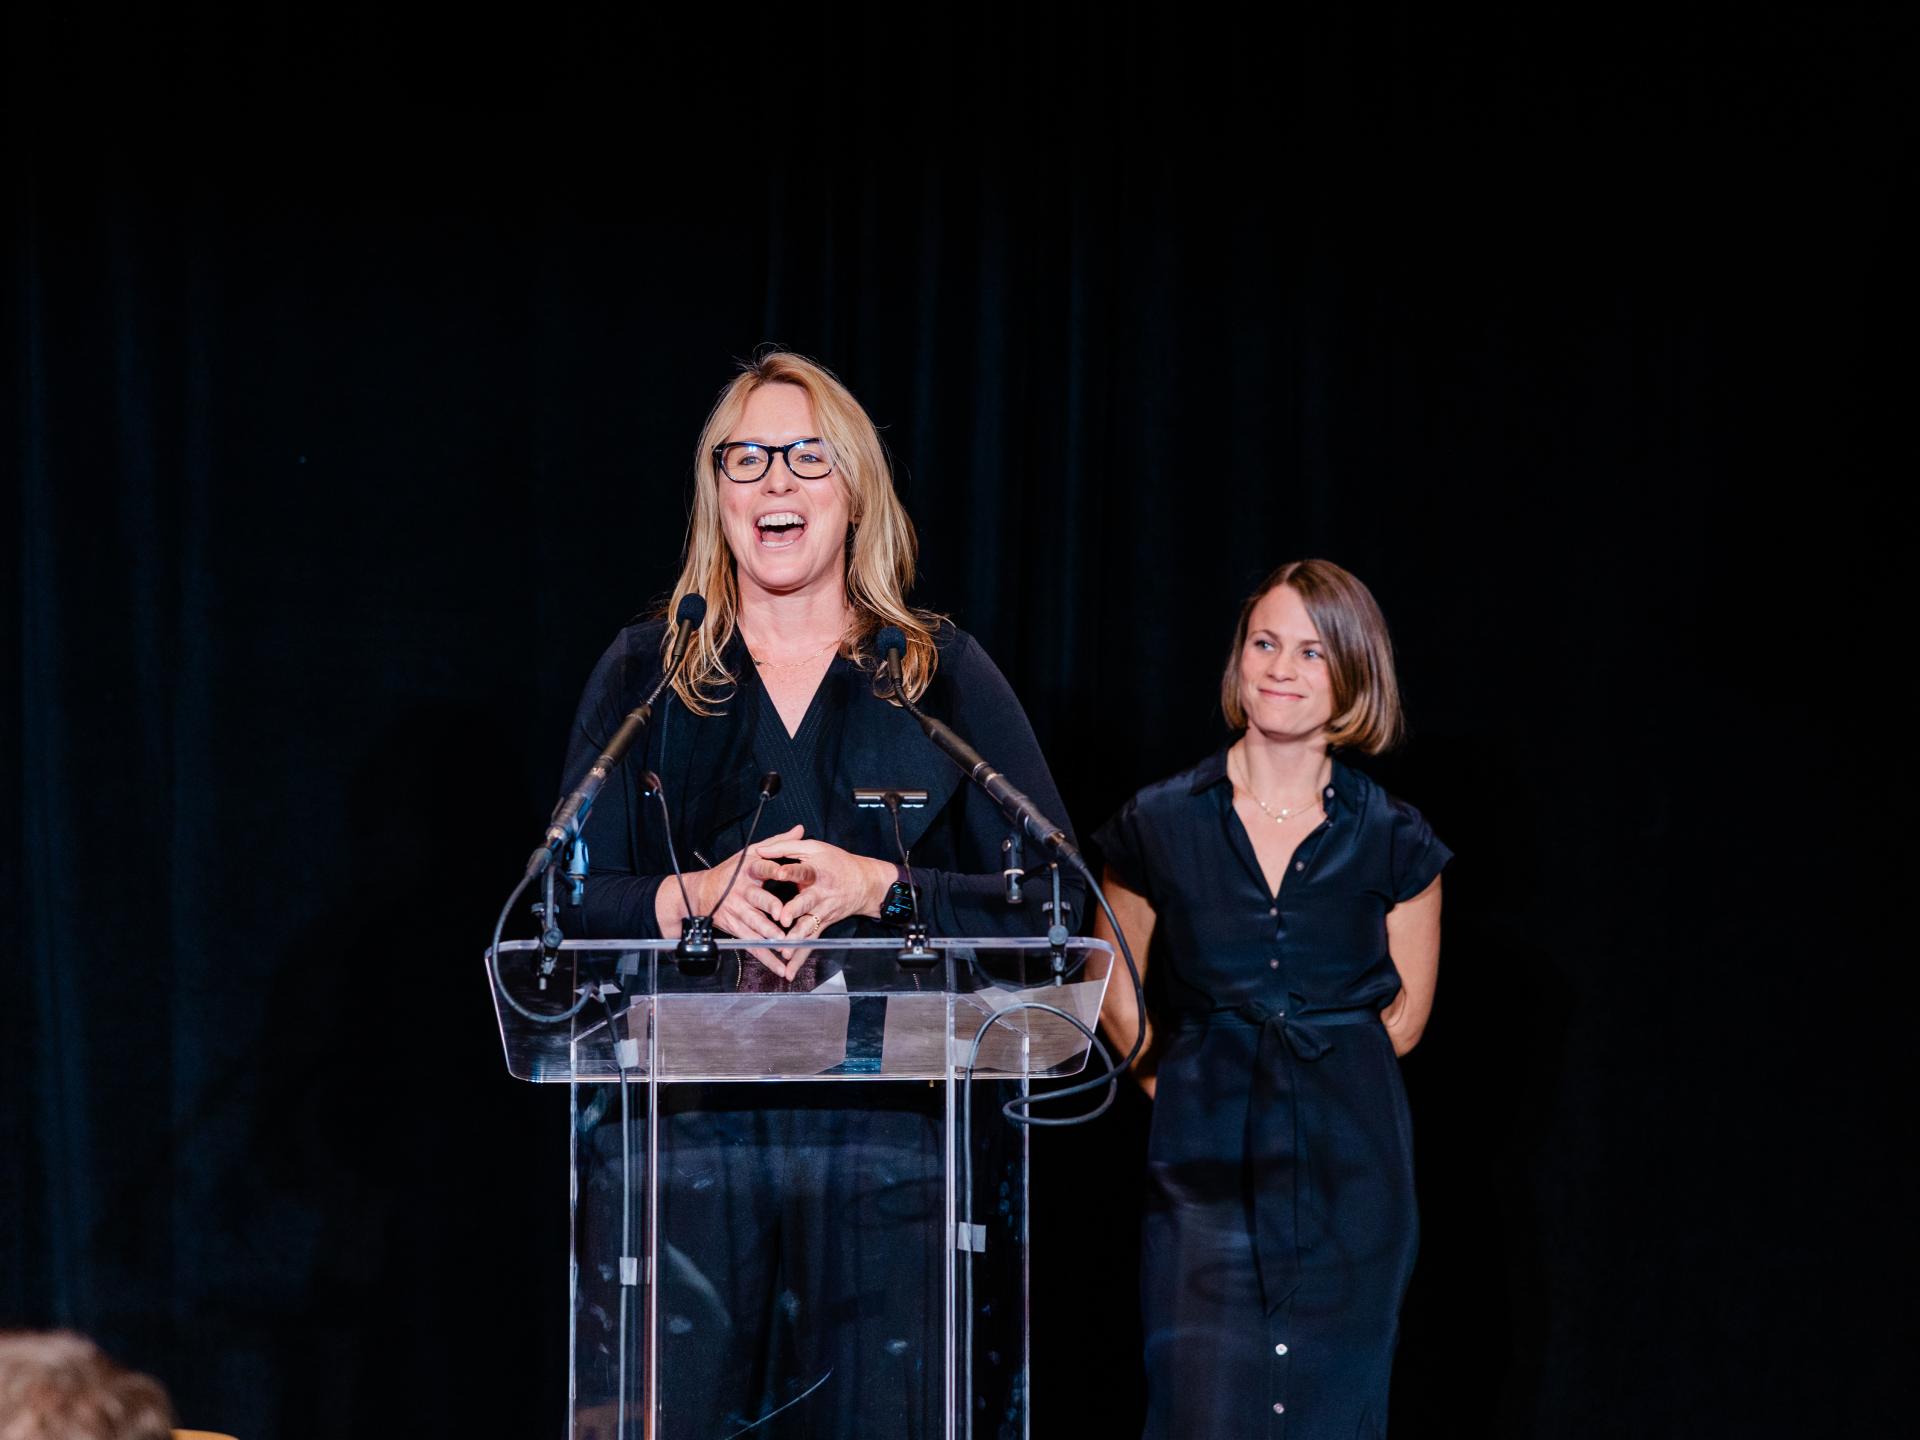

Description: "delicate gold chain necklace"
1230 752 1330 825
750 636 840 671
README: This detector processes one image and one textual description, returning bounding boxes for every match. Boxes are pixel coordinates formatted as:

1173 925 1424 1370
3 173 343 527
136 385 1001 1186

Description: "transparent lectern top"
486 937 1115 1085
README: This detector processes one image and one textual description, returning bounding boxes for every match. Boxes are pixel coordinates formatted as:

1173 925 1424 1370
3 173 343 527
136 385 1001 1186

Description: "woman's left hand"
766 839 896 943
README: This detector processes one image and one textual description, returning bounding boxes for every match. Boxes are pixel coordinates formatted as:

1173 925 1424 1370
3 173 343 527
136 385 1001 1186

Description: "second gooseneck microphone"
528 594 706 880
671 771 783 976
872 626 1080 866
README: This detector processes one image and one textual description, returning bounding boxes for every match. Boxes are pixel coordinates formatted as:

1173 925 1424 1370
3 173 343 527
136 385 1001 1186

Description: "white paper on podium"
880 978 1106 1077
654 972 851 1078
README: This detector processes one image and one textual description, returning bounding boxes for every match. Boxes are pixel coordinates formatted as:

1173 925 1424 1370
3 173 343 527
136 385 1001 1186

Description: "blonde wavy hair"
1220 559 1405 754
664 350 944 714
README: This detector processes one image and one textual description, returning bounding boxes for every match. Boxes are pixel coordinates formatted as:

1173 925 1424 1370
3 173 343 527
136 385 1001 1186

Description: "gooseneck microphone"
641 771 699 926
527 594 707 880
707 772 784 918
880 790 939 968
873 626 1081 866
651 770 782 976
870 625 1151 1136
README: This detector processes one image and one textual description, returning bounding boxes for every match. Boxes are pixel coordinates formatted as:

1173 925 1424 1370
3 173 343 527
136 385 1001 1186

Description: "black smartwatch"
880 864 917 925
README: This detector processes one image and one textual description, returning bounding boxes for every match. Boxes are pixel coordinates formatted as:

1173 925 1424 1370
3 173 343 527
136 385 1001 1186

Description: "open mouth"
756 511 807 549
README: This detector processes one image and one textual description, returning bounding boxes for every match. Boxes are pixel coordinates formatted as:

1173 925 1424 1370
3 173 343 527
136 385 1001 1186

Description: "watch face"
881 881 917 923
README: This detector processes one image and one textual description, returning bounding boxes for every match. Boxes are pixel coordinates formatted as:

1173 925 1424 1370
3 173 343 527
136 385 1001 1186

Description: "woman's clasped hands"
689 824 803 949
690 826 895 980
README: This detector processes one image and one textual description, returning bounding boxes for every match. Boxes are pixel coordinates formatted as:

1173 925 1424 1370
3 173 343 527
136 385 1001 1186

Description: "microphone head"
676 593 708 626
871 626 906 699
759 771 782 799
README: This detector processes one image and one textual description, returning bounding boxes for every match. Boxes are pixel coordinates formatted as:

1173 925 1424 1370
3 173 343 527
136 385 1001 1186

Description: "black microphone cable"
594 981 641 1440
868 626 1147 1127
707 771 784 918
658 771 782 977
489 597 705 1026
953 855 1145 1389
489 868 599 1025
641 771 699 927
877 632 1080 868
526 594 707 881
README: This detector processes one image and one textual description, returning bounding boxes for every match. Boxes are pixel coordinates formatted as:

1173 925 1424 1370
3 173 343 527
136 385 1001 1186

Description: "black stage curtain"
4 6 1906 1436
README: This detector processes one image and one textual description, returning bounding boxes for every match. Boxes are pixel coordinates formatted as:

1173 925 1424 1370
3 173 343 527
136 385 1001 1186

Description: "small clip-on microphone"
1002 830 1025 906
890 792 938 969
856 785 938 970
648 771 783 977
639 771 709 973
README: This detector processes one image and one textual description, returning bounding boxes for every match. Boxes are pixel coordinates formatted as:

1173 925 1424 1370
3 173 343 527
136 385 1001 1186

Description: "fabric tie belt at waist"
1170 1000 1386 1316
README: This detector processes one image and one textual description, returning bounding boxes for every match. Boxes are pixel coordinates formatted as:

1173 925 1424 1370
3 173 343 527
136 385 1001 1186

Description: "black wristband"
880 867 917 926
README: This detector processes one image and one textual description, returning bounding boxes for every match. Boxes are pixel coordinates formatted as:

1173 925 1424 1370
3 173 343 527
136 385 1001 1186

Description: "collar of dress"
1188 746 1356 816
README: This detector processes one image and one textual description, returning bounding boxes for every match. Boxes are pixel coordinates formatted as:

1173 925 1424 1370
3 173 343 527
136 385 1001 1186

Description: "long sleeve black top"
557 619 1084 949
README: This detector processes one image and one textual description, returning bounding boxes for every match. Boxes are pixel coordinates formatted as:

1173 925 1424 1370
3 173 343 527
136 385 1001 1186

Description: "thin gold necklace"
1231 752 1330 825
751 636 840 671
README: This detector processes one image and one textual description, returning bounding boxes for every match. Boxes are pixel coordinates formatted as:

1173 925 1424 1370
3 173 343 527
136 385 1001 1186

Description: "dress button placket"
1268 1308 1292 1435
1266 826 1302 1433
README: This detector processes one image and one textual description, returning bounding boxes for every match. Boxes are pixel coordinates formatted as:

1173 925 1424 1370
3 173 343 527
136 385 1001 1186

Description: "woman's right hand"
654 826 810 980
694 824 805 941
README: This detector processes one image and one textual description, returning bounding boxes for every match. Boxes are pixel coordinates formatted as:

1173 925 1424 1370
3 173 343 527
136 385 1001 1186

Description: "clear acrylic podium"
487 936 1114 1440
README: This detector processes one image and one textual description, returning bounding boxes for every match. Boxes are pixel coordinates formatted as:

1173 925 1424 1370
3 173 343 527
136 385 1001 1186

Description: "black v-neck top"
557 620 1083 949
750 666 832 845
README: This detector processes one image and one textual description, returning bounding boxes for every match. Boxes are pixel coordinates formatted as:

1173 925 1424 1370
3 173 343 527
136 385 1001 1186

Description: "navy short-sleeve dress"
1095 750 1451 1439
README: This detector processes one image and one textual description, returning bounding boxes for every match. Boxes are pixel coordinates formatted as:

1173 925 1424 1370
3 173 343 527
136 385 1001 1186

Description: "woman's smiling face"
1238 584 1336 741
716 382 850 602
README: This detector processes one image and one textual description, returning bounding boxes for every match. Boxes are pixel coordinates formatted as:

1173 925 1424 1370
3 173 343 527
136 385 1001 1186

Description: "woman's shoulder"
1331 757 1452 887
1123 749 1231 819
924 620 1004 692
599 616 672 675
576 615 670 706
1093 750 1225 892
1331 756 1428 825
929 617 979 661
617 614 673 650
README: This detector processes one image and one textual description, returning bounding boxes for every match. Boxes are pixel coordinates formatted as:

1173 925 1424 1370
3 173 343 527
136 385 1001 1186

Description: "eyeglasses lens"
719 442 835 483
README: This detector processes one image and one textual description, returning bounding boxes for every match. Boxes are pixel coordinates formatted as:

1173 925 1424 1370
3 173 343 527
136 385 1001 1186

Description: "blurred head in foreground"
0 1331 174 1440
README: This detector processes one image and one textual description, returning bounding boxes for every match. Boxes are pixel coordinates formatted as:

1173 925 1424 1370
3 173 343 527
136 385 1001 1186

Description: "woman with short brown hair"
1094 559 1449 1438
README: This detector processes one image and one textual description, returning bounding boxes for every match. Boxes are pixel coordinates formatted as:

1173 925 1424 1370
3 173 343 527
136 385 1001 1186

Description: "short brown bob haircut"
1220 558 1405 754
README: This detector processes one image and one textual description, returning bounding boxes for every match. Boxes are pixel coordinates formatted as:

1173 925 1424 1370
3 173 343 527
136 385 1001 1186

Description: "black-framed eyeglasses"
712 438 837 484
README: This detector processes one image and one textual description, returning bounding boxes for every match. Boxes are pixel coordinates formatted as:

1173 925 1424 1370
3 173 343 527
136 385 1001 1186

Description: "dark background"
4 3 1908 1436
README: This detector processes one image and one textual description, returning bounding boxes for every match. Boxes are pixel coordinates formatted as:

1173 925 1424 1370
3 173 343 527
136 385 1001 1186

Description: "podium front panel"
489 938 1115 1439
